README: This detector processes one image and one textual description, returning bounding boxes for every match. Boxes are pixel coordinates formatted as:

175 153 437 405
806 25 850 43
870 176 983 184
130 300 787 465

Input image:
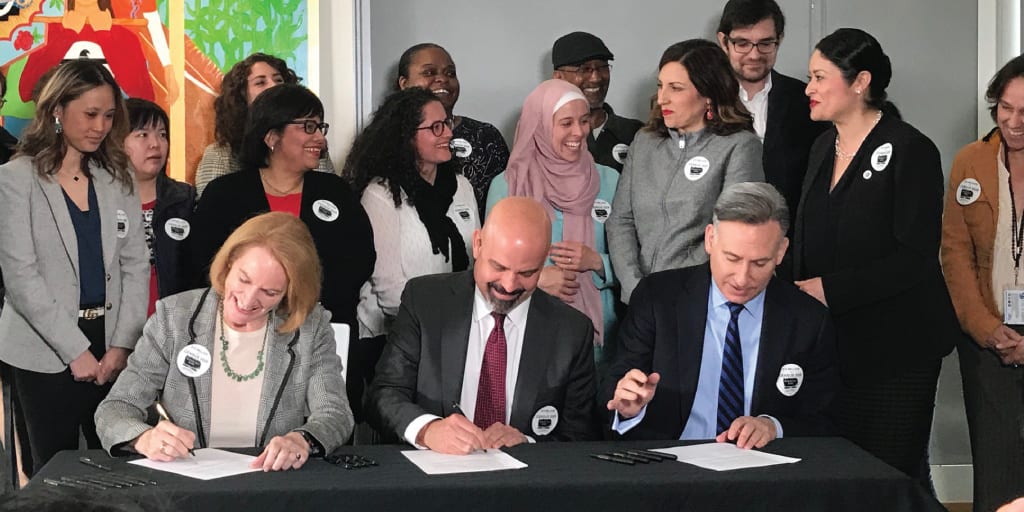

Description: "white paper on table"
128 448 263 480
401 449 528 475
651 442 801 471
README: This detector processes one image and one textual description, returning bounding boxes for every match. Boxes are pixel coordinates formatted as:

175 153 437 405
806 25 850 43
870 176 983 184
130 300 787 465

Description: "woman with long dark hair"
344 87 478 425
0 60 149 473
607 39 763 304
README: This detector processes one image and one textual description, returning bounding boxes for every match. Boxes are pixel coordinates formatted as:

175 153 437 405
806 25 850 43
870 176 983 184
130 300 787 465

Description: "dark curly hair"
343 87 453 207
987 55 1024 122
646 39 753 137
213 53 299 157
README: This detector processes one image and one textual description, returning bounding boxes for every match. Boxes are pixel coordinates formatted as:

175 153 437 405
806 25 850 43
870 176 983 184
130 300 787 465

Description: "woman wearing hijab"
486 79 619 368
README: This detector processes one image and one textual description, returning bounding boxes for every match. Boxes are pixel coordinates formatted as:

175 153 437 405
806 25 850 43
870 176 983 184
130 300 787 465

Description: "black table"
27 438 944 511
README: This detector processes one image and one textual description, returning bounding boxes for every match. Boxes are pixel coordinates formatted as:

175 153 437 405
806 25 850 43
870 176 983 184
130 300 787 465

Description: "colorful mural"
0 0 313 183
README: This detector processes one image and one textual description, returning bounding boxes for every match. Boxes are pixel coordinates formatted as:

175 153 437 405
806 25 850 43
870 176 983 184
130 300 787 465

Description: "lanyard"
1009 145 1024 284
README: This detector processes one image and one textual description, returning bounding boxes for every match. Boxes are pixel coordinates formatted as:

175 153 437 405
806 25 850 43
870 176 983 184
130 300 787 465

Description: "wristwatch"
295 430 323 457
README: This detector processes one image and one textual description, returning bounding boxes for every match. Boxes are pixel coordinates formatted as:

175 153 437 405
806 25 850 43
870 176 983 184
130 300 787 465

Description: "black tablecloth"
26 438 944 511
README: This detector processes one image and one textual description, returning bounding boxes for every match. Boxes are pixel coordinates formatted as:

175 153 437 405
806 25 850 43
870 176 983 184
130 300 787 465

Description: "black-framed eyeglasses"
287 120 330 136
416 118 454 137
558 63 612 76
726 37 779 54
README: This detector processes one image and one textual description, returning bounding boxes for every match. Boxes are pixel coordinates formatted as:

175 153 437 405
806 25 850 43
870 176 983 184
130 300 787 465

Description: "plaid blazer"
95 288 353 455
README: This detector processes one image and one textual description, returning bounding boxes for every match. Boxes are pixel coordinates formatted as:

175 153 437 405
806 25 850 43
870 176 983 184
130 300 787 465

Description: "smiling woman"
396 43 510 217
188 85 376 419
342 86 479 428
485 79 621 370
96 212 354 470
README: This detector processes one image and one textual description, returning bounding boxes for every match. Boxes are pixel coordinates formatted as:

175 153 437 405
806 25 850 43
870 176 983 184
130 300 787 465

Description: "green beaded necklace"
219 303 268 382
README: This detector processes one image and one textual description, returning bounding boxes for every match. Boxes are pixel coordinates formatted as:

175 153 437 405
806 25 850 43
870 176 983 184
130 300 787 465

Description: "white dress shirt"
739 74 773 141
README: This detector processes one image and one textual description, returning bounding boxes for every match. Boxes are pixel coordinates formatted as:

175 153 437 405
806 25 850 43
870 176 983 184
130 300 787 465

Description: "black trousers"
347 335 387 424
834 359 942 493
10 317 111 476
958 337 1024 512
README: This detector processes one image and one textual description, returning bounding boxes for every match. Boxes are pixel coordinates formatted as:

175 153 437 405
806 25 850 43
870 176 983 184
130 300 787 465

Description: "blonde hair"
209 212 322 333
18 60 132 190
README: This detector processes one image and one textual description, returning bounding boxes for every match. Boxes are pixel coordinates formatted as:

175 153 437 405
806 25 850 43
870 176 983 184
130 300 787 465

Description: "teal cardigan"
485 164 620 368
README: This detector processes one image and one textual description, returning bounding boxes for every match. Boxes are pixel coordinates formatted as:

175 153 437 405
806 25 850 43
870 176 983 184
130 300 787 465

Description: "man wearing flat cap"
552 31 642 173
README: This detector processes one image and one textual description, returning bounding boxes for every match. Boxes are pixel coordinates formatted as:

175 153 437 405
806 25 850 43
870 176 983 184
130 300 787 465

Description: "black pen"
155 401 196 456
113 472 157 486
75 475 124 488
609 451 651 463
624 449 665 462
591 453 635 465
78 456 111 471
59 476 109 490
44 478 90 489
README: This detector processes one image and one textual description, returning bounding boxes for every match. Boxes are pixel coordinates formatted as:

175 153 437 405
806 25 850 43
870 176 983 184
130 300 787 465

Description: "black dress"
791 114 959 488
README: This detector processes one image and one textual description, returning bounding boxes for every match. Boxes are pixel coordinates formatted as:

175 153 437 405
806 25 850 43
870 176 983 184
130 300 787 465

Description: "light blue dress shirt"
613 280 782 438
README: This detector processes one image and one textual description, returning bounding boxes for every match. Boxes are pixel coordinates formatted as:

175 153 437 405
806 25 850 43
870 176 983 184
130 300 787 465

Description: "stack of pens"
590 449 677 465
44 457 160 490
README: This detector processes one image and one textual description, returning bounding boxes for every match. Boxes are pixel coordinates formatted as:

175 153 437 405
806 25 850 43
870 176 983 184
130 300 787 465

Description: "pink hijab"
504 79 604 346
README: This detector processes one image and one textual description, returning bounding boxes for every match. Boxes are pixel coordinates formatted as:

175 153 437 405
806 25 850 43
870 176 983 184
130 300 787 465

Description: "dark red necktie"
474 312 507 429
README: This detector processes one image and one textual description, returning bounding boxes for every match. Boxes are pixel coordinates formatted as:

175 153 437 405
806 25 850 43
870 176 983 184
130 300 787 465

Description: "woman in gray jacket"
96 213 353 471
0 60 149 475
608 40 764 303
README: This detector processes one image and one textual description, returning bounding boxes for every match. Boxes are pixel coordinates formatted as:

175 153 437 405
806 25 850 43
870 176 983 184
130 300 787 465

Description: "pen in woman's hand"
154 401 196 456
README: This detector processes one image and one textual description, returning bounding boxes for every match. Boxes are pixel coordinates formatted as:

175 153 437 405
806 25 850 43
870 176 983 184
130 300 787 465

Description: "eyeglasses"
287 120 330 136
416 118 454 137
726 37 779 54
558 63 612 77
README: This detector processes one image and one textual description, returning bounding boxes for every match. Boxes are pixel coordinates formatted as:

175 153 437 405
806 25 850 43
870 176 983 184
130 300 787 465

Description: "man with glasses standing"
716 0 827 221
552 32 643 173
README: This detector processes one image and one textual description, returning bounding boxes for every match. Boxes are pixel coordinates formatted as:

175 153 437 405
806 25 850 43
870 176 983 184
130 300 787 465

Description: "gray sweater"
608 128 764 303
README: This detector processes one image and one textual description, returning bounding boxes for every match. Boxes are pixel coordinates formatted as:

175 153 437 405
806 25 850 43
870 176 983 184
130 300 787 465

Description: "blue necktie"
717 302 745 434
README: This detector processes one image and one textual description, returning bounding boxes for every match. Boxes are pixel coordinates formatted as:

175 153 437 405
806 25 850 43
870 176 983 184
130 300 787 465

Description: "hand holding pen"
132 401 196 461
414 402 487 455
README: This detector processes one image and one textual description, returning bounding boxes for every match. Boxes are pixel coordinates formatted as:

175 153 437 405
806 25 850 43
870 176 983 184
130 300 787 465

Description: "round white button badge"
955 178 981 206
684 156 711 181
116 209 129 238
531 405 559 436
177 344 212 378
776 364 804 397
592 199 611 223
312 200 340 222
611 143 629 165
164 218 191 241
451 138 473 158
871 143 893 171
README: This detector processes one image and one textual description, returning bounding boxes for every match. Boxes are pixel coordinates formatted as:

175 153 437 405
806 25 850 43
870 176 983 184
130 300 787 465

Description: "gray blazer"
95 288 354 455
0 155 148 372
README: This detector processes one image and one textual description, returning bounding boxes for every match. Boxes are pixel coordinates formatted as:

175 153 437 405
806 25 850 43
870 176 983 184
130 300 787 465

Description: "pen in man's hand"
450 402 488 453
154 401 196 456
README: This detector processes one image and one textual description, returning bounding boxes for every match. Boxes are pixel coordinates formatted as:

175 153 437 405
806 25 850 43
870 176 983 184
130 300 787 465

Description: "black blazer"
587 103 644 173
763 71 829 218
604 264 839 440
188 169 375 330
791 115 958 383
367 271 600 442
152 173 196 298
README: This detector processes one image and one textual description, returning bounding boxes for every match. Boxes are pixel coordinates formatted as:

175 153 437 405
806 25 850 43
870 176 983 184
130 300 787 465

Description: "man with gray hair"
605 183 838 448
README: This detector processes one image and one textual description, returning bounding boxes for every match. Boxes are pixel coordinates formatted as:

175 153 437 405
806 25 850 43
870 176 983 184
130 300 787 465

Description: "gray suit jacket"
0 156 149 372
367 271 599 442
95 288 354 455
